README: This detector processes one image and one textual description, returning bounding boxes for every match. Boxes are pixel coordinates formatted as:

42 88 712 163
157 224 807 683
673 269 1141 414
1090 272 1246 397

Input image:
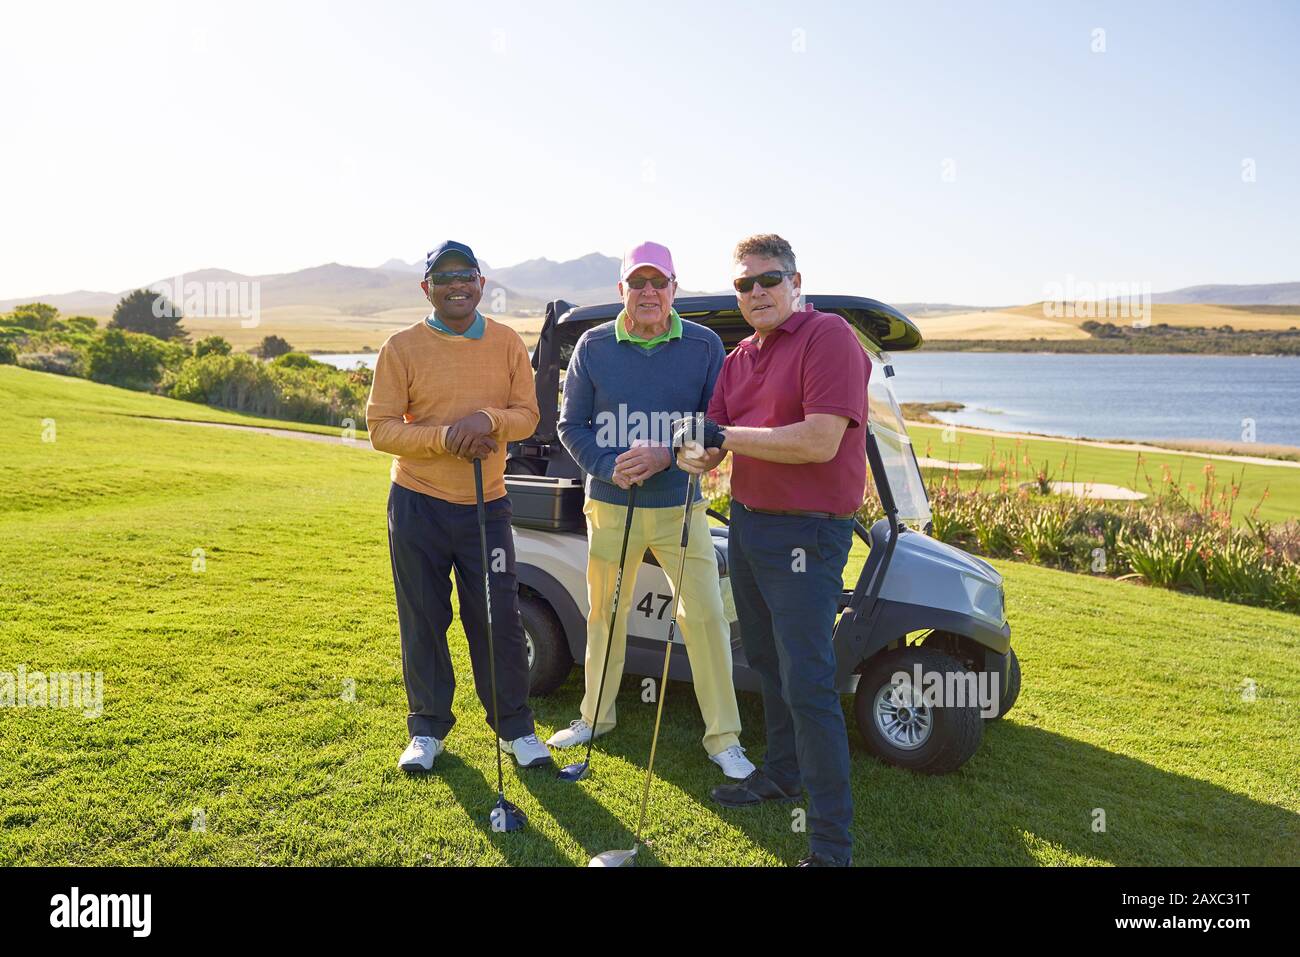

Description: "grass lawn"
1 366 1297 866
909 422 1300 526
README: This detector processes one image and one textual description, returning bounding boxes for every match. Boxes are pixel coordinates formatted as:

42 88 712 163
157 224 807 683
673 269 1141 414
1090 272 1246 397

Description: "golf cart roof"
518 294 923 457
553 294 923 354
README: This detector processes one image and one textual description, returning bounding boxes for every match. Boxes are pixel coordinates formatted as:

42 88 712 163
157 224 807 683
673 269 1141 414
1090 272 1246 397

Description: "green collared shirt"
615 308 682 349
425 310 485 339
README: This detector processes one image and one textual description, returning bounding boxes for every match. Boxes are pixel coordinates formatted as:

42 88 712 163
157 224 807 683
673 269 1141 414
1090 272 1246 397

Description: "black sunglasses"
426 269 480 286
626 275 674 290
733 270 794 294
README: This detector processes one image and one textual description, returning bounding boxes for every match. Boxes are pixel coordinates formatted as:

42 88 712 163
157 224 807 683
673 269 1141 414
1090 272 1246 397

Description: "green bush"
6 303 59 330
0 341 17 365
109 289 187 341
194 335 233 358
171 353 278 415
87 329 181 391
272 351 323 370
170 352 366 426
259 335 293 359
62 316 99 334
17 347 85 377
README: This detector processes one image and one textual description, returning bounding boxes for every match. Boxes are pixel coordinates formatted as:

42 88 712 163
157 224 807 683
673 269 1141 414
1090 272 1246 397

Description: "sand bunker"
917 457 983 471
1040 481 1147 501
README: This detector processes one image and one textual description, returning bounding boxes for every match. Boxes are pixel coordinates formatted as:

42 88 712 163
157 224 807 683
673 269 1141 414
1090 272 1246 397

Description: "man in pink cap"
550 242 755 779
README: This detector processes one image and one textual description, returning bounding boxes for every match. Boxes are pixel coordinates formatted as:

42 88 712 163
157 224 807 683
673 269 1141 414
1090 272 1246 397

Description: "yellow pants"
581 497 742 756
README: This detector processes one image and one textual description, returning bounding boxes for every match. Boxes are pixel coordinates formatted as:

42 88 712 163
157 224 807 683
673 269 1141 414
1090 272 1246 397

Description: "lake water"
317 353 378 370
889 353 1300 448
315 351 1300 448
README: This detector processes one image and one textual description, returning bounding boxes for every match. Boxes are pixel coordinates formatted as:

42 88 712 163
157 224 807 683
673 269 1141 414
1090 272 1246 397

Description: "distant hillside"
0 263 542 318
7 262 1297 330
489 252 622 304
1151 282 1300 305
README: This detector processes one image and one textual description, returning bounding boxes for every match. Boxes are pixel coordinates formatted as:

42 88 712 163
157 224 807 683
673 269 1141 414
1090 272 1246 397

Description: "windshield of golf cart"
866 353 932 529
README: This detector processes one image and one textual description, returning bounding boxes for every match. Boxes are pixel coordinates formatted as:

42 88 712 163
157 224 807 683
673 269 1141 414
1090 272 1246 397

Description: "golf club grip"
473 457 485 507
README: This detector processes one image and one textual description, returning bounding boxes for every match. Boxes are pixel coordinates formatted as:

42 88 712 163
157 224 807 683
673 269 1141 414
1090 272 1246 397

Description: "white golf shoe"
546 718 595 749
709 744 757 780
499 732 554 769
399 735 444 773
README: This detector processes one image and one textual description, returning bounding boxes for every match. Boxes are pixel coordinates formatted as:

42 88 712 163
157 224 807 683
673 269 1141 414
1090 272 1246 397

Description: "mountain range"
2 256 1298 318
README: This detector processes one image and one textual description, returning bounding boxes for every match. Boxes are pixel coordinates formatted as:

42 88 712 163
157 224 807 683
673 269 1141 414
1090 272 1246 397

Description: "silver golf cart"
503 295 1018 774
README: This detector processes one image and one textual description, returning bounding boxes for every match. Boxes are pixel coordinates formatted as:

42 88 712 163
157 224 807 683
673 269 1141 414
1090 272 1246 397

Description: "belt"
737 501 856 521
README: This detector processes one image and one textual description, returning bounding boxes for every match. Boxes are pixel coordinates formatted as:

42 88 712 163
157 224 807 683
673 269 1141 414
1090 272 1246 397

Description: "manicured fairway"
1 366 1296 866
910 422 1300 526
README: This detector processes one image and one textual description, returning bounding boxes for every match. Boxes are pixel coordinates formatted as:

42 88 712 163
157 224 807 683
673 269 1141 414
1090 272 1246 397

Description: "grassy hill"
1 367 1296 865
180 307 546 354
918 302 1300 341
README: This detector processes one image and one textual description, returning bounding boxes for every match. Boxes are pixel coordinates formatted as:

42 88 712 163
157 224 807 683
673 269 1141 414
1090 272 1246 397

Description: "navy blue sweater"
557 318 724 508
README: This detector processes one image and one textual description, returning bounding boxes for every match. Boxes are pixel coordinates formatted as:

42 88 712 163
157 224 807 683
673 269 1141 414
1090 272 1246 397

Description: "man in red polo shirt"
675 233 868 867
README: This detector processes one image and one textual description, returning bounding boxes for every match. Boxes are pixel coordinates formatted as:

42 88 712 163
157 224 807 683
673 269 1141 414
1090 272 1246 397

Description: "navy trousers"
728 502 855 862
386 482 534 741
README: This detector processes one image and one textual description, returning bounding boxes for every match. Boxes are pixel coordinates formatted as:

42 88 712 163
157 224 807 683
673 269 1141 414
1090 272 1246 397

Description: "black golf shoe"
709 769 800 808
796 852 852 867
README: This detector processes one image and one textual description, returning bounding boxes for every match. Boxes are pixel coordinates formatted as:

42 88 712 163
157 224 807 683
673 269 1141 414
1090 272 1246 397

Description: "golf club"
473 457 526 834
557 483 638 782
589 470 701 867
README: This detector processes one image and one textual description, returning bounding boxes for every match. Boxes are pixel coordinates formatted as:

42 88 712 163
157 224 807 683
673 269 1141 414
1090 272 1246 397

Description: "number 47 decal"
636 592 673 620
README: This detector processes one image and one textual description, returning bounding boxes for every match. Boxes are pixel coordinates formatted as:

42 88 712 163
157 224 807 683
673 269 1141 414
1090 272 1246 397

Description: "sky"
1 0 1297 304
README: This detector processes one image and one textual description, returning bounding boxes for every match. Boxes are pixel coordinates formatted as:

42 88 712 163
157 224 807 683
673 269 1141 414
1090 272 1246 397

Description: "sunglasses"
426 269 480 286
733 270 794 294
626 275 674 290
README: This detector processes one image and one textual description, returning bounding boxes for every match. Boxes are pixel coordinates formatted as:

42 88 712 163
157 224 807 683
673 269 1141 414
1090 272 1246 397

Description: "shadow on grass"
409 750 571 867
534 678 1299 866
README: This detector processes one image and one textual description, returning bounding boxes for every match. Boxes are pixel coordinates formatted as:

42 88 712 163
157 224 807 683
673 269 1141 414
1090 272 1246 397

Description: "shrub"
170 352 366 426
0 341 16 365
17 347 85 377
62 316 99 334
272 351 323 370
172 353 279 415
7 303 59 330
259 335 293 359
87 329 174 391
109 289 187 341
194 335 233 358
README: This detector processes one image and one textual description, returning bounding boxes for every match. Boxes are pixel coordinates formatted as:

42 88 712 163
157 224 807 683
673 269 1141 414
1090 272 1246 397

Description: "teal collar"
425 310 485 339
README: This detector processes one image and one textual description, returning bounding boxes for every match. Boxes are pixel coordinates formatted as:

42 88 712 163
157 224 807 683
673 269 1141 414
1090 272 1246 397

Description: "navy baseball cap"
425 240 480 276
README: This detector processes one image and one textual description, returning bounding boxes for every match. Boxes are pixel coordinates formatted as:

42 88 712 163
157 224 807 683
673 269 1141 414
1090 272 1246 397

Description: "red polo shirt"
707 306 869 516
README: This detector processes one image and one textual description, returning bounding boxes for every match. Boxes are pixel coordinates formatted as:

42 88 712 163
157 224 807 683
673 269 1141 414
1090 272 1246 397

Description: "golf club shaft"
581 483 638 769
473 459 506 798
630 471 700 844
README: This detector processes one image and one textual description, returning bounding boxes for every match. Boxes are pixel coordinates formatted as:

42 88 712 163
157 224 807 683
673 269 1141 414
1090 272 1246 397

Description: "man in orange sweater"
367 240 552 773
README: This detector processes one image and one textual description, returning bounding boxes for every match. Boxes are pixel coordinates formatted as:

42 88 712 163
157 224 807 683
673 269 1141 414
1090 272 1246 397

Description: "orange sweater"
366 317 540 504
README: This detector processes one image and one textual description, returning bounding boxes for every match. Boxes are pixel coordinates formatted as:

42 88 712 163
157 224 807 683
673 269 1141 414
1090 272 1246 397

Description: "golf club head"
489 796 527 833
588 847 638 867
555 760 591 782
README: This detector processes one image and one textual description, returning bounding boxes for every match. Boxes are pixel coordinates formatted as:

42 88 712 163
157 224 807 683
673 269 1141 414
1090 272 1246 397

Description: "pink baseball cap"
621 241 676 282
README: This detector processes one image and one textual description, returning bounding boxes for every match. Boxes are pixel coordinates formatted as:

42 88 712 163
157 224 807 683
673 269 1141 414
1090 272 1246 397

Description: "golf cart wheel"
854 646 983 775
519 593 572 696
987 647 1021 720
